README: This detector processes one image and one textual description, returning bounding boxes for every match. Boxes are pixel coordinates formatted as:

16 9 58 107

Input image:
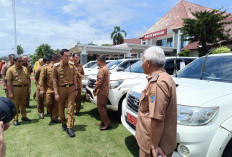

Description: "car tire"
222 139 232 157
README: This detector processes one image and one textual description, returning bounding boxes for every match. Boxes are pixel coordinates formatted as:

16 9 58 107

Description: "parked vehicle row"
86 57 197 116
121 53 232 157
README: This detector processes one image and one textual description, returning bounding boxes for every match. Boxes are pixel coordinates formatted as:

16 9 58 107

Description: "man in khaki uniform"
72 53 84 116
135 46 177 157
39 55 61 123
1 54 14 98
93 55 111 130
22 55 33 108
6 56 31 125
35 58 46 119
53 49 78 137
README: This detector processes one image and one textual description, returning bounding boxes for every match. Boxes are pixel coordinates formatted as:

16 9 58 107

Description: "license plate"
127 112 137 126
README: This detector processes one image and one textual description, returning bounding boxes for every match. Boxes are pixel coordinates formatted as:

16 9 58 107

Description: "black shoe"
51 119 61 123
22 117 31 121
67 128 75 137
13 121 20 126
62 124 67 131
26 105 31 108
39 114 44 119
75 112 81 116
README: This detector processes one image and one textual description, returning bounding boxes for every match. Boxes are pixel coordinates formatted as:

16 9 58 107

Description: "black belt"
12 85 27 87
59 84 73 87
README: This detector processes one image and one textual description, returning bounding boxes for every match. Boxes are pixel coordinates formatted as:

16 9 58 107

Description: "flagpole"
12 0 17 54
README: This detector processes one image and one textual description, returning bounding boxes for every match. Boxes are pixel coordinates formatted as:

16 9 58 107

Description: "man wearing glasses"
5 56 31 126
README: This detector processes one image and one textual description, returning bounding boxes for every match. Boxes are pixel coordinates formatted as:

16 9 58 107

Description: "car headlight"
110 80 124 89
177 105 219 126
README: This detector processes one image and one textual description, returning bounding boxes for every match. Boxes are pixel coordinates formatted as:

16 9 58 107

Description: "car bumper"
121 99 226 157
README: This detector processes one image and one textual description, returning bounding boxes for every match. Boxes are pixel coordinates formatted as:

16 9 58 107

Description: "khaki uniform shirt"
23 63 33 75
2 63 13 84
35 67 42 85
93 65 110 96
135 72 177 155
74 63 84 89
52 61 76 86
39 63 54 92
5 65 29 85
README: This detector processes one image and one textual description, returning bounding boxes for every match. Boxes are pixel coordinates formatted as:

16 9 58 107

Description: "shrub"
212 46 231 54
178 50 191 56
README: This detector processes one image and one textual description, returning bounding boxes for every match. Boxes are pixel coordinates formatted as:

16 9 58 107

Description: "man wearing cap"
6 56 31 125
135 46 177 157
39 55 61 123
53 49 78 137
2 54 14 98
22 55 33 108
72 53 84 116
93 55 111 130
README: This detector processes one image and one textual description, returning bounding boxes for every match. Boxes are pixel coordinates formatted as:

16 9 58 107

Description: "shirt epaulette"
69 61 74 65
150 74 159 83
54 63 60 67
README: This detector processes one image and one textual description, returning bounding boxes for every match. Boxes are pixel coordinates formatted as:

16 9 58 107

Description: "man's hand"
93 91 97 96
8 92 13 99
55 93 60 101
0 121 11 157
3 85 7 90
75 89 78 97
39 91 45 98
151 146 165 157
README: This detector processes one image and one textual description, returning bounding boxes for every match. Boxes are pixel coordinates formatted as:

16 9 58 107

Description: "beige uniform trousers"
58 86 75 128
97 94 110 126
45 91 59 120
36 85 44 114
11 86 27 121
75 88 81 113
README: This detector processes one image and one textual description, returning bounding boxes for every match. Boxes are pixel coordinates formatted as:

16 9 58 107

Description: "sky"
0 0 232 57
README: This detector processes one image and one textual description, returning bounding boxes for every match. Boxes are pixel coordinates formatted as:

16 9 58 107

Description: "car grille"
127 91 141 113
87 79 96 89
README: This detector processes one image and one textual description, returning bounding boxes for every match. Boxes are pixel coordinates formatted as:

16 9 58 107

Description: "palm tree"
111 26 127 45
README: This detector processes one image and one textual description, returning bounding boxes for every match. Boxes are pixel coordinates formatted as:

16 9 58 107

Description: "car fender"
206 125 232 157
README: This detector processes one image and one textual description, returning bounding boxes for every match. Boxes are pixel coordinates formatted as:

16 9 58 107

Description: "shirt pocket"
139 93 149 113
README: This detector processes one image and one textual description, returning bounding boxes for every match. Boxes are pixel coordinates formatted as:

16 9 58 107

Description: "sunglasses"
17 60 23 63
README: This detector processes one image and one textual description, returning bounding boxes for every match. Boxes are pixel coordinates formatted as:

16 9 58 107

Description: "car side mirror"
117 67 125 72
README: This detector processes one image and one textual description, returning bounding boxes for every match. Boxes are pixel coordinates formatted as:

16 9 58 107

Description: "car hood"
130 77 232 107
84 69 98 76
110 72 145 81
174 77 232 106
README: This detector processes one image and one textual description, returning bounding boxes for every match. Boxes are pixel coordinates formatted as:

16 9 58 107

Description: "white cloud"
0 0 11 6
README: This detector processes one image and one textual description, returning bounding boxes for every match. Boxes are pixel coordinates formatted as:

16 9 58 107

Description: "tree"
212 46 231 54
178 50 191 56
17 45 24 55
31 44 54 62
182 8 232 56
87 41 97 45
101 44 111 46
111 26 127 45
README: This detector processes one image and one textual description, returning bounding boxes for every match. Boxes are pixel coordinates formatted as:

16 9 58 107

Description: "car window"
177 56 232 82
107 60 122 70
119 60 138 69
125 60 144 73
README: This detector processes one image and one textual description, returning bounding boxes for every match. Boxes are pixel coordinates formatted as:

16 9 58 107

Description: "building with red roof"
140 0 232 56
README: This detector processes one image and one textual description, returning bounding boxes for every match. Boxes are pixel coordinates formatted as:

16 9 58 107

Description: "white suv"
86 57 196 116
121 53 232 157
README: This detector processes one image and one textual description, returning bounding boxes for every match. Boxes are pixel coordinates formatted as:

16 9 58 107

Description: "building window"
156 38 173 47
167 38 173 47
156 40 162 46
181 35 188 49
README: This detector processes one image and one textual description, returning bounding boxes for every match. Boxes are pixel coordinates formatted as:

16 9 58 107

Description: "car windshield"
177 55 232 83
90 63 98 68
107 60 123 70
124 60 144 73
84 61 96 68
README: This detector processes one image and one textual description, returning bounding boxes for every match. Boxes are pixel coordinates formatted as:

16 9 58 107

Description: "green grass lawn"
1 80 139 157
